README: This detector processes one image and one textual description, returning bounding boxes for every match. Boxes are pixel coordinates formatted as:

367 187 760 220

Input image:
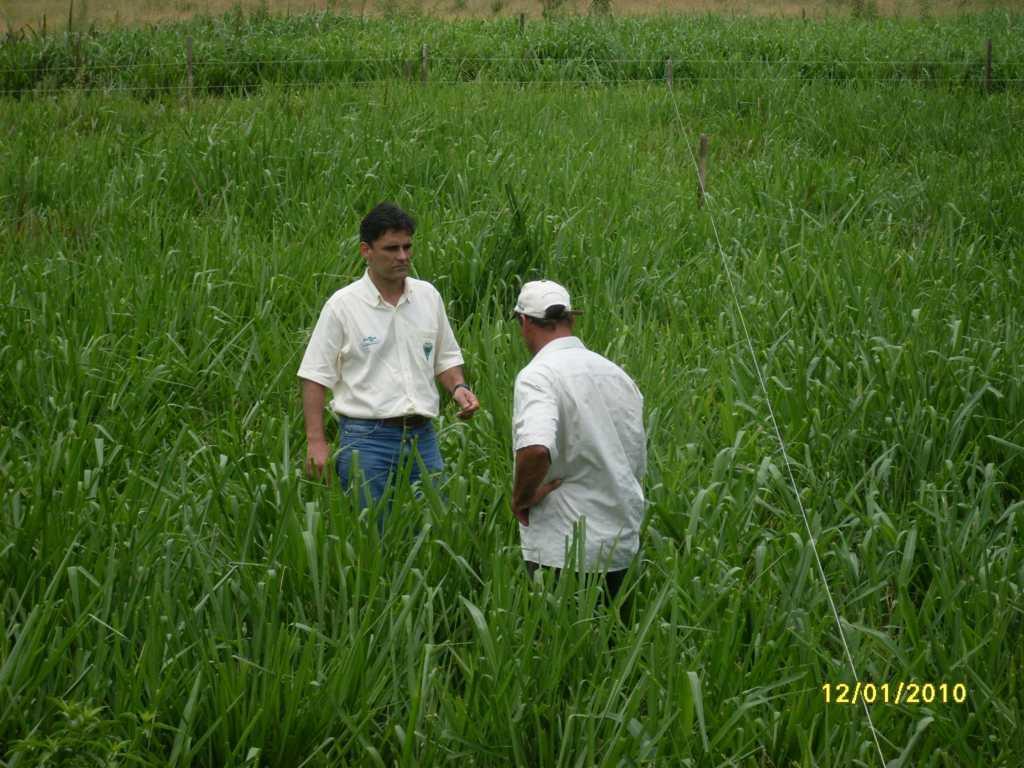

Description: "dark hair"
360 202 416 245
524 306 575 330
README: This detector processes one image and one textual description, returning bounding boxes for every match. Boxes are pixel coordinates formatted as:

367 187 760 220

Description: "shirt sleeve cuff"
296 369 336 389
514 431 557 461
434 354 465 375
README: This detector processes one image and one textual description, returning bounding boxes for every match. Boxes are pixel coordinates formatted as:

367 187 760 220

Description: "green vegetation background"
1 10 1023 767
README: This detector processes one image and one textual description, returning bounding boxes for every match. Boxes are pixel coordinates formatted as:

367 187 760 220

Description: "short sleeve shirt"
513 336 646 571
297 272 463 418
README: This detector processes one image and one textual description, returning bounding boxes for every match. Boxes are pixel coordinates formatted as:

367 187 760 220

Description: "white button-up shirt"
298 272 464 418
513 336 646 571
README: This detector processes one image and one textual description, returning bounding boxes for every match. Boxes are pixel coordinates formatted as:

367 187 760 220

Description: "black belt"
343 414 431 429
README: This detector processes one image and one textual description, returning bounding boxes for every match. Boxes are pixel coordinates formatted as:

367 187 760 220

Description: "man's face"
361 229 413 284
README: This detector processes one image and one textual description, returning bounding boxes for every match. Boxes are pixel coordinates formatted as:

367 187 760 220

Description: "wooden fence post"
519 13 525 34
421 43 428 84
186 35 194 98
665 58 673 89
697 134 709 207
985 38 992 93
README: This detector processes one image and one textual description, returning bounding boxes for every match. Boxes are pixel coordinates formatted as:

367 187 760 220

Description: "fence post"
697 134 709 207
186 35 194 98
519 13 525 34
67 0 73 35
421 43 429 84
665 58 673 89
985 38 992 93
43 14 47 37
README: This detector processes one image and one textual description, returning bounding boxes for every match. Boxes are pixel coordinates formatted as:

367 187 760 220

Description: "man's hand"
513 478 561 526
301 379 333 483
437 367 480 420
305 438 332 484
452 385 480 420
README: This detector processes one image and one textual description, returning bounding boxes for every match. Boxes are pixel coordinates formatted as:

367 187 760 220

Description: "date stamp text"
822 682 967 706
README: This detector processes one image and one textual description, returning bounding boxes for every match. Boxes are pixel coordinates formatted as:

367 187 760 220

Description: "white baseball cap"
513 280 583 320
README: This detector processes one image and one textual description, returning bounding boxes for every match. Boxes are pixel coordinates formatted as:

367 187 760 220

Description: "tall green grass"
1 51 1023 767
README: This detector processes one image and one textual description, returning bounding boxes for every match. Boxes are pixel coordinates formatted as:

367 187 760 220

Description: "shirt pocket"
413 328 439 373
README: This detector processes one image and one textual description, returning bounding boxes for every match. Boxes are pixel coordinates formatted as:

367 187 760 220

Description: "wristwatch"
452 383 471 395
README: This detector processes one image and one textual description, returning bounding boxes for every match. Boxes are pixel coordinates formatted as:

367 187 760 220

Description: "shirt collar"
535 336 584 358
356 270 413 307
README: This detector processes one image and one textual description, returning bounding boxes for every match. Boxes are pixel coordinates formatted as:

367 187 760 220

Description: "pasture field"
2 11 1024 768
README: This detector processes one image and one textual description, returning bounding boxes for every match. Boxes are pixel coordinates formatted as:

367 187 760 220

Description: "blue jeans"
335 417 443 531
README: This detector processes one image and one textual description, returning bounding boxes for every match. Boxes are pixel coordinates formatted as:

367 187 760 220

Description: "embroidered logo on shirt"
423 341 433 360
360 335 380 351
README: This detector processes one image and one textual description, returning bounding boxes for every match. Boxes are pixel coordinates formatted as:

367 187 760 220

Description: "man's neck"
368 272 406 306
531 330 573 357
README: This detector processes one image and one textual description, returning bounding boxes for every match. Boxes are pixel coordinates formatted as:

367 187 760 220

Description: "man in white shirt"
298 203 480 527
511 280 646 600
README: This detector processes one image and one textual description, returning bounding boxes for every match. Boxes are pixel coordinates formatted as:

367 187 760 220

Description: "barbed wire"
0 57 396 74
1 55 1020 76
3 73 1020 96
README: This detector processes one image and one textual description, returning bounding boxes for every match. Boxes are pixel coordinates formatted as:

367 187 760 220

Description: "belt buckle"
405 414 427 428
381 414 426 428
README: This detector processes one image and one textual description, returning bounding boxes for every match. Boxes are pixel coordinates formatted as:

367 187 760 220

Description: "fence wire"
3 74 1020 97
2 55 1020 76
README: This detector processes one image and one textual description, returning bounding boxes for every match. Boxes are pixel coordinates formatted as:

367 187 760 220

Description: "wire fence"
2 55 1020 74
3 53 1020 96
5 75 1024 97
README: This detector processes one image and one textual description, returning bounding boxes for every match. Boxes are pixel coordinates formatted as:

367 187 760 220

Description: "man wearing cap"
298 202 480 523
511 280 646 601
